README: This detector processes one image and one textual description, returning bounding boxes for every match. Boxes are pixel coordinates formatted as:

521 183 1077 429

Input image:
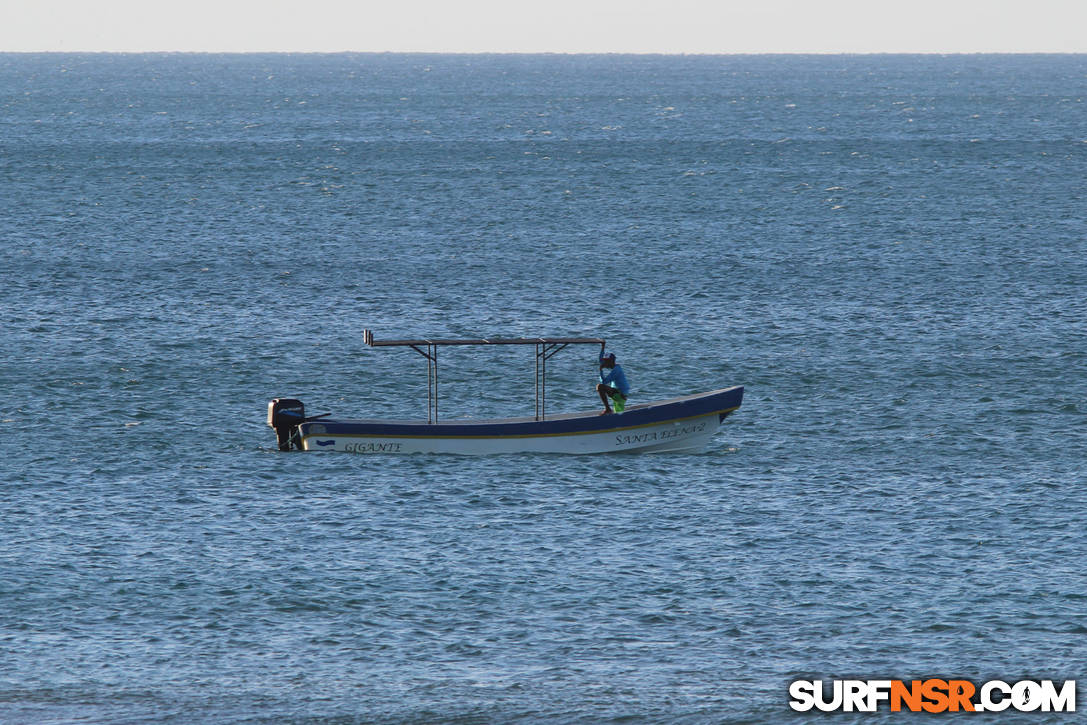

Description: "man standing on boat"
597 351 630 415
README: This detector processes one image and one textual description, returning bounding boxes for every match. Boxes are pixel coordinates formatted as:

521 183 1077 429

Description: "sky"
2 0 1086 54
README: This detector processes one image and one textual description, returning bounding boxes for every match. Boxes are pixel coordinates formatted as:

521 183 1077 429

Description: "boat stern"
267 398 306 451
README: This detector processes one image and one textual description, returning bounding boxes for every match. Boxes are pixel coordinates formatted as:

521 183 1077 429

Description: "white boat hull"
291 386 744 455
301 410 725 455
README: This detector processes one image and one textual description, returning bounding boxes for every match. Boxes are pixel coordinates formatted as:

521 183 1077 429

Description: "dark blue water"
2 53 1086 723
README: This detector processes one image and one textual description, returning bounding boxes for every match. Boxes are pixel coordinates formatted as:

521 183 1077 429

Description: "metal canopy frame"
363 329 606 423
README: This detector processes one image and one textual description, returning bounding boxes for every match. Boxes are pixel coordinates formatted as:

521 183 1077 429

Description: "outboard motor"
268 398 306 451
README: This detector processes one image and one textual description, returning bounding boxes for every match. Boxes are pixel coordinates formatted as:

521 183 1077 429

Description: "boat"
267 330 743 455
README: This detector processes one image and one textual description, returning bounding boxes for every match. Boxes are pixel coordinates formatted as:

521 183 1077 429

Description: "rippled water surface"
2 53 1086 723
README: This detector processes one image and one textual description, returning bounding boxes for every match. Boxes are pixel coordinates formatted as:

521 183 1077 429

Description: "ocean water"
2 53 1086 723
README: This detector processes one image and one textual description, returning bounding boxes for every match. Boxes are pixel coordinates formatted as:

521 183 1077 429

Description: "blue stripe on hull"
299 386 742 440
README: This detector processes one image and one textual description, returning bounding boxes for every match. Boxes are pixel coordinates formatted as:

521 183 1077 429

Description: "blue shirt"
599 361 631 396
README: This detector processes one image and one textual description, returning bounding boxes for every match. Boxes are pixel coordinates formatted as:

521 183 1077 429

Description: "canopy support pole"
535 342 570 421
409 343 439 423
